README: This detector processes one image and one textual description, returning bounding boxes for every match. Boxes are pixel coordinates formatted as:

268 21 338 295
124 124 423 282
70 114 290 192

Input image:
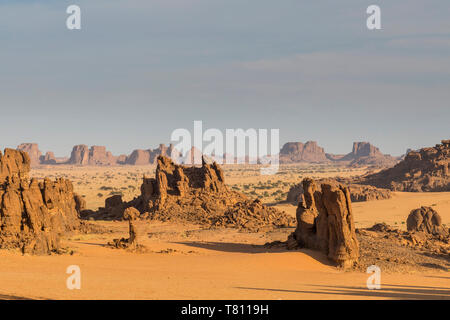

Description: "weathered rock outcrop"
17 143 42 167
68 145 117 166
361 140 449 191
287 178 359 268
407 207 448 237
92 156 295 230
286 179 391 204
0 149 81 254
280 141 328 163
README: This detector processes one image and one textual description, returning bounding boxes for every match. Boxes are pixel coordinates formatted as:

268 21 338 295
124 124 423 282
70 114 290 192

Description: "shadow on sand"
174 241 334 266
0 293 34 300
235 283 450 300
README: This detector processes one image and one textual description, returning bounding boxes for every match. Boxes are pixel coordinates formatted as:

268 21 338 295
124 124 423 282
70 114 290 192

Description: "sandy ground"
0 164 447 300
0 219 448 300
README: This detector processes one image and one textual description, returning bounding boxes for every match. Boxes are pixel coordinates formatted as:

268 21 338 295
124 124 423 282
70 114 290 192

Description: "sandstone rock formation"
69 145 89 165
40 152 57 165
0 149 81 254
68 145 117 166
280 141 328 163
125 144 179 165
286 179 391 204
361 140 449 191
92 156 295 230
17 143 42 167
330 142 398 167
287 178 359 268
109 207 144 251
407 207 448 237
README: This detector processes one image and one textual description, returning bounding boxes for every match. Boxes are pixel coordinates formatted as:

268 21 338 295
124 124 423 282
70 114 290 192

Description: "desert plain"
0 162 448 300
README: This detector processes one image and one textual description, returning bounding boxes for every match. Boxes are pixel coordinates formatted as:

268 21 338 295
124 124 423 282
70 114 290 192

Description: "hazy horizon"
1 1 449 157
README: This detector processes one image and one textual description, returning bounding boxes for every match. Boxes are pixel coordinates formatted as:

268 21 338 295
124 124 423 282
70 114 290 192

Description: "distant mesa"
124 144 180 165
68 145 117 166
14 140 402 168
280 141 327 163
360 139 450 192
280 141 398 167
339 142 398 167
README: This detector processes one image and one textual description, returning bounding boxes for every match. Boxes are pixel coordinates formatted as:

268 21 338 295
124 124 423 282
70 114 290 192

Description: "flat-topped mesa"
288 178 359 268
0 149 81 254
280 141 328 163
68 145 117 166
124 144 179 165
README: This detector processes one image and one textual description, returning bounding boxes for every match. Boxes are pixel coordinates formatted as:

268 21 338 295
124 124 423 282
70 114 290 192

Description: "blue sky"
0 0 449 156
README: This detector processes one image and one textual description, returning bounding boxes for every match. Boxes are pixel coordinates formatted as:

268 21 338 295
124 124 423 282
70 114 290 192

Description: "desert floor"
0 164 448 300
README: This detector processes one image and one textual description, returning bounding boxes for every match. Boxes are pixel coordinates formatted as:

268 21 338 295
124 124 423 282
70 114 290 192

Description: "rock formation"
287 178 359 268
125 144 179 165
407 207 448 237
68 145 117 166
109 207 145 251
361 140 449 191
0 149 81 254
17 143 42 167
330 142 398 167
40 151 57 165
92 156 295 230
280 141 328 163
286 179 391 204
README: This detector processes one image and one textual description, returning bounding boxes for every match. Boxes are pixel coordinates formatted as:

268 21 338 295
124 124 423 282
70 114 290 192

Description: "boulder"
407 206 448 236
